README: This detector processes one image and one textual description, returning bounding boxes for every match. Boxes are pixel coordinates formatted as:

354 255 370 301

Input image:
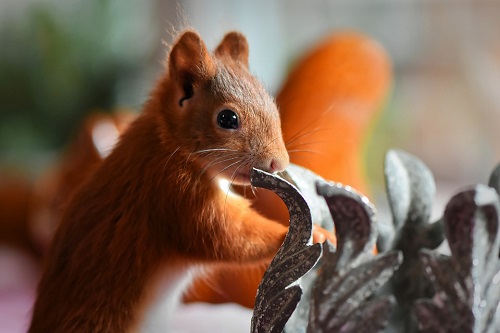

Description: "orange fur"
0 177 35 256
279 32 392 194
28 30 289 332
29 112 134 253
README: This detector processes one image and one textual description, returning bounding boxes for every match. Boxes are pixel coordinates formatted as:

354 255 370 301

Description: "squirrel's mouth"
232 171 251 185
213 166 252 186
205 160 253 186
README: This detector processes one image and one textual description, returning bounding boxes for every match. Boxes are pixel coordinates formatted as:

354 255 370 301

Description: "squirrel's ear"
215 31 249 68
168 30 215 106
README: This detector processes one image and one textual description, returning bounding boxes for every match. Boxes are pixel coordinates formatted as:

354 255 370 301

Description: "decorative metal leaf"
381 149 443 251
384 149 435 230
380 149 444 332
282 164 335 232
337 296 395 332
279 164 336 333
250 168 322 333
302 180 402 333
250 154 500 333
414 184 500 333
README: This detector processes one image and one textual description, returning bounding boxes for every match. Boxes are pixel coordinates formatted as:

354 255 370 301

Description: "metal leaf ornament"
304 180 402 333
250 168 322 333
281 164 335 232
414 183 500 332
280 164 336 333
249 153 500 332
378 149 444 333
263 164 402 333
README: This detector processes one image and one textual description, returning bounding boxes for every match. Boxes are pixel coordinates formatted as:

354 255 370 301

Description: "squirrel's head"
159 30 289 185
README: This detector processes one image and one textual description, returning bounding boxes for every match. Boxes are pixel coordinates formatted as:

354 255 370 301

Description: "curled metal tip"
250 168 322 333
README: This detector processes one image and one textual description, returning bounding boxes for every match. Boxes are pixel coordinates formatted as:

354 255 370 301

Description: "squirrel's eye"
217 109 239 129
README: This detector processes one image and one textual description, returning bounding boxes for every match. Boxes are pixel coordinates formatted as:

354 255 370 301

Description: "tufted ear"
215 31 249 68
169 30 215 107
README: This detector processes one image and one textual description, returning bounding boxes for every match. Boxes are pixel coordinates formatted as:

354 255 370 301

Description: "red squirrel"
28 30 294 332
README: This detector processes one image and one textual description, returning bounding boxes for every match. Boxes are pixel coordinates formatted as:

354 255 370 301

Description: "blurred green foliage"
0 1 158 167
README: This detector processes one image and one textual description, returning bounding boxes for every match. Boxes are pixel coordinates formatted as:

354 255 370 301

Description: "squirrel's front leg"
204 194 334 264
209 195 288 264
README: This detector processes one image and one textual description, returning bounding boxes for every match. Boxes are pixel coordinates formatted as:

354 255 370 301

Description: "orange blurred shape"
280 31 392 194
185 31 391 307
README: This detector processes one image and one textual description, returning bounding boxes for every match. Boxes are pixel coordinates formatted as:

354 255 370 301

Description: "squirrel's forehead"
211 65 276 112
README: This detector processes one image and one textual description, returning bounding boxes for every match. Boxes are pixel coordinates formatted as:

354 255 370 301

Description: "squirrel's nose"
269 157 289 173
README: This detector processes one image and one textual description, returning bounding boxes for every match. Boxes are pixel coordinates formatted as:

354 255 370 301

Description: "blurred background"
1 0 500 332
2 0 500 196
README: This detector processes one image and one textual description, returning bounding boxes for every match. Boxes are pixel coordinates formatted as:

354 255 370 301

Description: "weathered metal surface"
281 164 334 233
250 168 322 333
250 155 500 333
280 164 335 333
304 181 402 333
415 184 500 332
282 166 402 333
377 149 444 333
